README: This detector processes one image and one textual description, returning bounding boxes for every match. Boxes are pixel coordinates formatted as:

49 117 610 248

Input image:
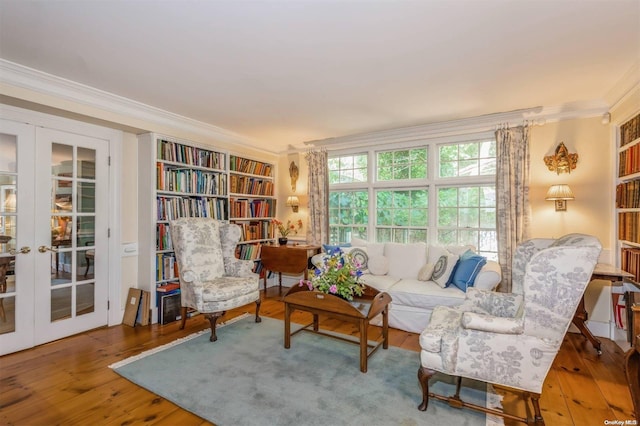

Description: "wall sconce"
545 184 574 211
286 195 300 212
543 142 578 174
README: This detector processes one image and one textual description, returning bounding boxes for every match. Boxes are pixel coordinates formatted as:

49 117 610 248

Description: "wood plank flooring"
0 287 636 426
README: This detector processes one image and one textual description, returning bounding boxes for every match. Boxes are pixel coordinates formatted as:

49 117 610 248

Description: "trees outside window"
328 137 497 259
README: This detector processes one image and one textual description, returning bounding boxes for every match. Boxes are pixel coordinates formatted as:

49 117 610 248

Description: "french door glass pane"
51 286 71 322
77 148 96 179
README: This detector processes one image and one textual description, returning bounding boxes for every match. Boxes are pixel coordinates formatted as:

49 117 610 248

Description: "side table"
260 244 321 294
576 263 634 354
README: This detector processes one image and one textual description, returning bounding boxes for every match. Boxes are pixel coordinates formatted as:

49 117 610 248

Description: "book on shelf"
157 282 180 292
157 289 182 325
230 156 273 177
621 114 640 147
157 139 225 169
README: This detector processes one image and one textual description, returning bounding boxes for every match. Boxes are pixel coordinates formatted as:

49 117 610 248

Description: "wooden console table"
283 285 391 373
260 244 321 293
575 263 634 354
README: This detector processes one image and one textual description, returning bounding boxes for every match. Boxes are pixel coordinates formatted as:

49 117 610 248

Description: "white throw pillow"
346 247 369 270
431 253 459 288
385 242 428 279
418 263 435 281
351 236 368 247
367 255 389 276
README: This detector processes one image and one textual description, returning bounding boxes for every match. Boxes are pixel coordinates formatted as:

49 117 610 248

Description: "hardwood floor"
0 287 636 426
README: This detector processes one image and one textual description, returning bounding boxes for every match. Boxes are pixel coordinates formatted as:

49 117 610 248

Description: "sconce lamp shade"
545 184 574 200
546 184 574 211
286 195 300 212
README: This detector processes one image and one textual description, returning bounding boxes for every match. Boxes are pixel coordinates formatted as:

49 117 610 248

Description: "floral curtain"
305 149 329 245
495 125 531 293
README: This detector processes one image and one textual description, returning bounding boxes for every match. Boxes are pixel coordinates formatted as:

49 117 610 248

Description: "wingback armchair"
170 218 261 342
418 233 602 425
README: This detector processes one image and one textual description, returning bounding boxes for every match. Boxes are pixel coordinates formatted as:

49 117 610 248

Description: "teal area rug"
111 315 502 426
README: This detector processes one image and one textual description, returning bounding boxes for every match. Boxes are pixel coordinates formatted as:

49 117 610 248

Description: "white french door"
0 120 109 355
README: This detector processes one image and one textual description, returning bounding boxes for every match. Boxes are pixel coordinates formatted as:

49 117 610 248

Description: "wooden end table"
260 244 320 294
283 285 392 373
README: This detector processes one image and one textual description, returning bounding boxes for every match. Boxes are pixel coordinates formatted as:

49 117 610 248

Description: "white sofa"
314 238 502 334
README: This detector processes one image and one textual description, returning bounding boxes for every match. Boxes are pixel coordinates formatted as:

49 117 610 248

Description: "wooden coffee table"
283 285 392 373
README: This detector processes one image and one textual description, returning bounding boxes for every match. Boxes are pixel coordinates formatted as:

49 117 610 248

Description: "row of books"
621 114 640 147
619 144 640 177
621 247 640 284
156 163 227 195
157 139 225 169
616 181 640 209
229 175 274 196
230 198 275 218
156 253 179 281
237 221 274 241
618 212 640 243
156 196 227 221
156 223 173 250
235 243 262 261
229 155 273 177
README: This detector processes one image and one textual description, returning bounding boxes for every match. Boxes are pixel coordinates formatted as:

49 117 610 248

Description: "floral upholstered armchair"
170 218 261 342
418 233 601 425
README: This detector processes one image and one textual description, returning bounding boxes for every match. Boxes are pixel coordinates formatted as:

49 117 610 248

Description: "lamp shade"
286 196 299 207
545 184 574 200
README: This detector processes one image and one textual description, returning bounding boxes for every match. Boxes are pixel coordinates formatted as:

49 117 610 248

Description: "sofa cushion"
418 263 435 281
360 273 400 292
346 247 368 270
384 242 427 279
388 278 466 311
450 250 487 291
367 254 389 275
432 252 459 288
322 243 351 254
474 261 502 290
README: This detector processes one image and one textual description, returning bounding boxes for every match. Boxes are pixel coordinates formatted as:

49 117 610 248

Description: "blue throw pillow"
322 243 351 255
451 250 487 291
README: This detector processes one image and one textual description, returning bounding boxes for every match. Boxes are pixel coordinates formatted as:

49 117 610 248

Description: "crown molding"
0 59 272 153
304 102 609 150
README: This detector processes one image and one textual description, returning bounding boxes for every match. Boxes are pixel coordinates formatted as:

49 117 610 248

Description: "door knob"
9 246 31 255
38 245 58 253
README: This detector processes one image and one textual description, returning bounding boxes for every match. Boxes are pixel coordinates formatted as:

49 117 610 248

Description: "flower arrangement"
273 219 303 237
300 248 365 301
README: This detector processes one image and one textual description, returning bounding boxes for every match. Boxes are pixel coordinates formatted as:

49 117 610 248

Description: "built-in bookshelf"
229 155 276 276
138 133 229 322
228 155 276 244
617 111 640 285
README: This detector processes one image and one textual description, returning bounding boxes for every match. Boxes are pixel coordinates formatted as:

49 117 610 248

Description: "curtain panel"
495 125 531 293
305 149 329 245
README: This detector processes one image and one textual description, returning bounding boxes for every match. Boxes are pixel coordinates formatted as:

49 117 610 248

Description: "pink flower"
329 284 338 294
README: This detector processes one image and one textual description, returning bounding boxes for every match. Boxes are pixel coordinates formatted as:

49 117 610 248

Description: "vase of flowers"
273 219 303 246
300 248 365 301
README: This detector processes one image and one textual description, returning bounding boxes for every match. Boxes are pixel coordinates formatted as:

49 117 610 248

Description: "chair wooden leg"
179 306 188 330
204 311 225 342
255 298 262 323
417 366 436 411
529 393 545 426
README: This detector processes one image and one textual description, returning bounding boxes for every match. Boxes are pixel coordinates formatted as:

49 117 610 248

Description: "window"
377 148 427 181
328 190 368 244
327 136 497 259
328 154 367 184
439 140 496 177
437 185 497 258
376 189 428 243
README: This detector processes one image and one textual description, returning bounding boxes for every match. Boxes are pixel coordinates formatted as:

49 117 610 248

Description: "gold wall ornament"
289 161 299 191
544 142 578 174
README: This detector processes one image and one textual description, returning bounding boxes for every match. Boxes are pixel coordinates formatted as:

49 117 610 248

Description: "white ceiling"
1 1 639 153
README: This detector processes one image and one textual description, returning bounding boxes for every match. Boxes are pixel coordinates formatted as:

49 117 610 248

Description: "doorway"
0 119 111 355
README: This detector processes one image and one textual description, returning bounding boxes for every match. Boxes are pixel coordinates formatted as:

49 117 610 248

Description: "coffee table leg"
382 306 389 349
360 319 367 373
313 313 319 331
284 303 291 349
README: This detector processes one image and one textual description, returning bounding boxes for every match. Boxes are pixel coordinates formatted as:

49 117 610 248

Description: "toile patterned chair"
417 233 601 425
170 218 261 342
